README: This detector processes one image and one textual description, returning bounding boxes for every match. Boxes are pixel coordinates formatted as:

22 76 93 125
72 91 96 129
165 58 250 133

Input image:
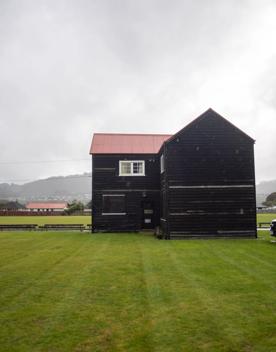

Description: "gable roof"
90 133 172 154
165 108 255 145
90 109 255 155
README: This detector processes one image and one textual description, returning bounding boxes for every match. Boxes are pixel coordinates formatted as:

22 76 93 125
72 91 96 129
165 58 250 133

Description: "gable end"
165 109 255 146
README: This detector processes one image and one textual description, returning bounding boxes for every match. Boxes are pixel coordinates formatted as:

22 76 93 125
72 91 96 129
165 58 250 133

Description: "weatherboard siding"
159 144 169 237
163 112 256 239
92 154 161 232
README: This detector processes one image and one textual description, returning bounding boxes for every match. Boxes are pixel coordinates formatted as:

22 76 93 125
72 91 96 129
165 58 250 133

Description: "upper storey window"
119 161 145 176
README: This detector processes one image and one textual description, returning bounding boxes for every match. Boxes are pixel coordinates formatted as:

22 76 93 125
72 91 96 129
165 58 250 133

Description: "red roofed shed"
26 202 67 212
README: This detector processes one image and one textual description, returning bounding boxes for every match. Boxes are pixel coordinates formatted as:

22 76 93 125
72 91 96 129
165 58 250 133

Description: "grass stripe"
1 232 276 351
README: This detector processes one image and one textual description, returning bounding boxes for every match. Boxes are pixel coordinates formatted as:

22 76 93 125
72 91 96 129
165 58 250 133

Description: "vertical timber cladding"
165 110 256 239
92 154 161 232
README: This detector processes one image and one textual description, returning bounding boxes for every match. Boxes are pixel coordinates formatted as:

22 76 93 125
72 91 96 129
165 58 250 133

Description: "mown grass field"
257 213 276 223
0 215 91 226
0 213 274 227
0 222 276 351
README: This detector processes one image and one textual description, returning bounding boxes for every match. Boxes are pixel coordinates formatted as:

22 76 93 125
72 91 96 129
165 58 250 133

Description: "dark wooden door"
141 201 154 229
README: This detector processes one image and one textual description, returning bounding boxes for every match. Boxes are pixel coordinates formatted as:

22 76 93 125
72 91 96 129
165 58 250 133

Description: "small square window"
102 195 126 215
119 161 145 176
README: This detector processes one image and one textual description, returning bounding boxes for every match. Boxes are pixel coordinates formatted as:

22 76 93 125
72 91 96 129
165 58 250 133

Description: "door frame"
141 200 155 229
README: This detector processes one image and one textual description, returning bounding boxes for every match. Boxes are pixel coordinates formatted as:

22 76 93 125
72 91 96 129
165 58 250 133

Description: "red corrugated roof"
90 133 172 154
26 202 67 209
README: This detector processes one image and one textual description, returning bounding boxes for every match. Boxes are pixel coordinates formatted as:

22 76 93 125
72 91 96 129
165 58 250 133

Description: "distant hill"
0 173 274 207
256 180 276 195
256 180 276 207
0 173 91 204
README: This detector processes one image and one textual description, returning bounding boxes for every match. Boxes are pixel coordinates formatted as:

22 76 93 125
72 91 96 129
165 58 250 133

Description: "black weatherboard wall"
92 154 161 232
160 109 256 239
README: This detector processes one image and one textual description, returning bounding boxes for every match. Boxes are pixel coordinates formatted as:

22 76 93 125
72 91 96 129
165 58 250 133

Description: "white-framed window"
102 194 126 215
119 160 145 176
160 154 164 173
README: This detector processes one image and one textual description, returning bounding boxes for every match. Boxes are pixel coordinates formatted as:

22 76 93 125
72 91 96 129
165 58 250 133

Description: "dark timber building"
90 109 256 239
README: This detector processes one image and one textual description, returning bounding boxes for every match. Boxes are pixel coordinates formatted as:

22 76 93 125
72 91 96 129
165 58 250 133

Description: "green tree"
65 200 84 215
0 200 25 210
263 192 276 207
86 200 92 209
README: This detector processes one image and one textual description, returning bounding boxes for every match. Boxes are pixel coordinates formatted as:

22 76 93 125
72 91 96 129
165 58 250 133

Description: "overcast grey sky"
0 0 276 183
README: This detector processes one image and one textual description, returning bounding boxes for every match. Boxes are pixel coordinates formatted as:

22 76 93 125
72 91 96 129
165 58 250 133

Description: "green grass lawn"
0 213 274 227
0 215 91 226
257 213 276 223
1 230 276 351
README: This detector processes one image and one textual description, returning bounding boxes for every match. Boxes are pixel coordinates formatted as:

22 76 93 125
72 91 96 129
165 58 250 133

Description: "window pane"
103 195 125 213
133 162 143 174
160 154 164 173
121 162 131 174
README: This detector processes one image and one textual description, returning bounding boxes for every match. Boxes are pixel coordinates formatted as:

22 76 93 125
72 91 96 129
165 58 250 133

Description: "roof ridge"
26 202 67 204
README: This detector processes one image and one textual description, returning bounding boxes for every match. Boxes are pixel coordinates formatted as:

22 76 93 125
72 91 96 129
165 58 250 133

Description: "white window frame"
160 154 164 173
102 194 126 215
119 160 145 176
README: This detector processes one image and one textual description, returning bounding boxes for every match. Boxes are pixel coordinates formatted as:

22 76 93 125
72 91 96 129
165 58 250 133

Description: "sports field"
0 220 276 351
0 213 274 226
0 215 91 226
257 213 276 223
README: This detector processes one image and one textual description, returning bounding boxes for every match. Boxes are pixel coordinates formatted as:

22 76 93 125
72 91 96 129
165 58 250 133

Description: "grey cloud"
0 0 276 183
